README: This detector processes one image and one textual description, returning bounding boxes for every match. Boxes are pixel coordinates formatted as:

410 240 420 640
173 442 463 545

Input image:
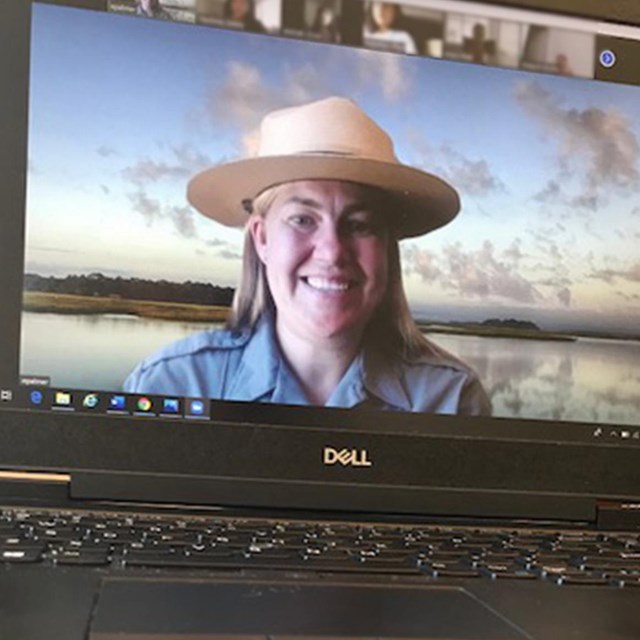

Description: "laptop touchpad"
90 578 528 639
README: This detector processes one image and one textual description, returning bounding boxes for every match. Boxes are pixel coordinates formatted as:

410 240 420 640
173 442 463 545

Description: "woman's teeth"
304 277 351 292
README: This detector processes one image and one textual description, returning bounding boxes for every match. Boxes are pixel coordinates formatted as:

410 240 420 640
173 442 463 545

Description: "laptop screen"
2 0 640 452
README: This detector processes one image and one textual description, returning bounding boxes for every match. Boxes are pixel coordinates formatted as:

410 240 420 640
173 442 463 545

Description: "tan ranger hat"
188 96 460 239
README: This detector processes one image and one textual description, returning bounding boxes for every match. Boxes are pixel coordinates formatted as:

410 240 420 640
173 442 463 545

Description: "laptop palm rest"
89 578 530 640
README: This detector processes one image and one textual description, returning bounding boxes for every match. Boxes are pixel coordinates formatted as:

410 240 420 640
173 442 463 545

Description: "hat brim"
187 155 460 239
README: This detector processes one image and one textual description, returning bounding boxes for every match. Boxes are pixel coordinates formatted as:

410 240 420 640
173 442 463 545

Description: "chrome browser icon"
137 396 153 412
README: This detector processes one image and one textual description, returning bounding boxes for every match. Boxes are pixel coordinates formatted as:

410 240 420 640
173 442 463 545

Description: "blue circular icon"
30 390 44 405
599 49 616 69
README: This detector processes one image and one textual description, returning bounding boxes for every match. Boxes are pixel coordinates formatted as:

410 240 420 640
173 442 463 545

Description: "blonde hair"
226 182 433 360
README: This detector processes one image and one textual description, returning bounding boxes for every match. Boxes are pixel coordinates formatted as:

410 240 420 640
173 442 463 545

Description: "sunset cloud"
127 190 198 239
589 261 640 284
406 131 504 198
515 81 640 207
122 144 212 186
403 240 544 305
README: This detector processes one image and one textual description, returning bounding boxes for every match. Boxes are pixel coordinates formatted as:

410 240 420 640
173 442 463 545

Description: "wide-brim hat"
188 97 460 239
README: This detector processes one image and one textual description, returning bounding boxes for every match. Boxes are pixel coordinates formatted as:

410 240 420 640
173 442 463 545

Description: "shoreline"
23 291 229 323
23 292 639 343
418 323 576 342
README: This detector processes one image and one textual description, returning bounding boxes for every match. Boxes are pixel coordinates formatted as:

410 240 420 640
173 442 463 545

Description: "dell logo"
323 447 373 467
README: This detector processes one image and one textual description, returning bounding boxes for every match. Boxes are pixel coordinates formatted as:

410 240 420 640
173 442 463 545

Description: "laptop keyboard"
2 508 639 587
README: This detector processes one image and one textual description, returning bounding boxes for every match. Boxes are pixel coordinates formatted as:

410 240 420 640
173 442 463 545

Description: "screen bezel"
1 0 639 519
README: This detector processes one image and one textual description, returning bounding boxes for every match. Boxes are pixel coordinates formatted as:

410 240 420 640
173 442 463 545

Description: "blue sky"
25 3 640 334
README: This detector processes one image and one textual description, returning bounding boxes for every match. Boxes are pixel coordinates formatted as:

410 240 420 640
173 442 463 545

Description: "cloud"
515 81 640 206
121 144 214 238
443 150 505 198
167 205 197 239
589 261 640 284
128 190 162 224
533 180 562 203
207 61 280 133
355 49 412 102
403 239 542 305
97 145 118 158
127 190 197 239
204 61 332 132
30 245 78 255
202 60 335 156
218 248 242 261
285 63 332 105
201 53 415 157
442 240 540 304
205 238 227 248
401 245 441 281
406 131 504 198
122 144 213 186
617 291 640 302
100 185 110 195
557 287 572 307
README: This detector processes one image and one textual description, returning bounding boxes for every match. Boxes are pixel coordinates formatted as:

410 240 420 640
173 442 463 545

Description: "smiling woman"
124 97 491 415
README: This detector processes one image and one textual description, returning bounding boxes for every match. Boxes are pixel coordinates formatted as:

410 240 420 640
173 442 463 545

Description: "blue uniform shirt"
124 315 491 415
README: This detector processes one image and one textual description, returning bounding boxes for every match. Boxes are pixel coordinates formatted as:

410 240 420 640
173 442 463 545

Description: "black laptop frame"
0 0 639 522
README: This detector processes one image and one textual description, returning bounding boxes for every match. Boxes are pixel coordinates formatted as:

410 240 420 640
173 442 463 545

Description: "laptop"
1 0 639 638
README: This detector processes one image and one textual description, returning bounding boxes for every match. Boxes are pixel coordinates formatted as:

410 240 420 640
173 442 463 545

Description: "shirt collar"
361 342 412 411
226 314 308 404
226 314 276 401
227 314 412 410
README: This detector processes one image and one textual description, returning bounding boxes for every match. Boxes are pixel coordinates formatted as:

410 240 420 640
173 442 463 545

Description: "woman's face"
250 180 389 343
230 0 249 20
372 2 396 30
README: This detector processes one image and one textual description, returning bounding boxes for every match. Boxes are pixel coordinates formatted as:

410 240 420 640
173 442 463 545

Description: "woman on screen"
124 97 490 415
364 2 417 55
224 0 265 33
136 0 172 20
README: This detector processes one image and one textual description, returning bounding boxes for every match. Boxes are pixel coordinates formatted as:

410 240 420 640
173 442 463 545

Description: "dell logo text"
323 447 373 467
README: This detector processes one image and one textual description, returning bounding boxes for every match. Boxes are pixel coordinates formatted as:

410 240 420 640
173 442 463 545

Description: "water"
19 312 640 426
429 333 640 426
20 312 212 392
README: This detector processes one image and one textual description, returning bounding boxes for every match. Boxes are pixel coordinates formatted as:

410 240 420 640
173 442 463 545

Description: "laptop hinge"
596 500 640 530
69 470 598 523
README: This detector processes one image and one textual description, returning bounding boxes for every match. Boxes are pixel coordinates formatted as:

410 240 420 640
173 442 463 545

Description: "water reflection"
20 312 210 392
19 312 640 426
429 333 640 426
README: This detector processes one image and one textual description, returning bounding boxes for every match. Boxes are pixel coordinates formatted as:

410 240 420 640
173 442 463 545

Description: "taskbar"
1 384 210 421
1 380 640 449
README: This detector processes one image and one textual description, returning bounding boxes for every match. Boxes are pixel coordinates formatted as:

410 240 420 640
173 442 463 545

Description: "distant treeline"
481 318 540 331
441 318 542 331
24 273 235 306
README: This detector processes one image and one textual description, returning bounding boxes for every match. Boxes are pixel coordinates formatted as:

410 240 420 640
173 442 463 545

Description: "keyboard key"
54 549 110 566
421 561 481 578
1 547 43 563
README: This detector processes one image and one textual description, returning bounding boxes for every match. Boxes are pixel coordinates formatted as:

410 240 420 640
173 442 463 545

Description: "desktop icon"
162 398 180 414
82 393 100 409
186 398 207 417
54 391 72 406
137 396 153 412
29 390 44 406
109 395 126 411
